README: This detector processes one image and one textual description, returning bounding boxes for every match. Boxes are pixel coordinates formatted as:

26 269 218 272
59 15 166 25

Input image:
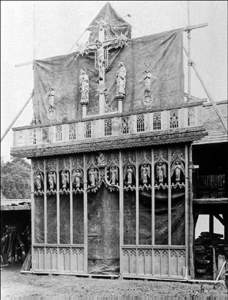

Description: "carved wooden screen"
120 145 188 279
32 155 86 274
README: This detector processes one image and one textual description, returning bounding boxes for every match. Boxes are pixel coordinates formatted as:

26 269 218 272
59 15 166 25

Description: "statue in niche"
140 164 150 185
116 62 126 98
72 169 83 189
48 88 55 113
61 170 69 189
79 69 89 105
171 160 185 184
108 166 119 185
126 165 134 186
34 172 43 191
88 168 98 187
48 171 56 190
156 162 167 184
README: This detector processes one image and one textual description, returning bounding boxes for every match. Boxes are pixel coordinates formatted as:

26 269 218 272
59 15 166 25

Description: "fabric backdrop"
33 29 183 124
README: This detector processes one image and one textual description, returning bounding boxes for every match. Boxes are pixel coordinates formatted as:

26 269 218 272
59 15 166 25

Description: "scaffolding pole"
183 47 228 133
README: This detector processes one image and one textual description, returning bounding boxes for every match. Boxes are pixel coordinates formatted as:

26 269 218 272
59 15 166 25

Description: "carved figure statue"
126 165 134 186
72 169 82 188
141 164 150 185
48 172 56 190
109 166 119 185
116 62 126 97
88 168 98 187
34 172 43 191
171 160 185 183
156 162 167 184
96 41 105 81
97 153 106 167
79 69 89 105
48 88 55 113
144 70 152 93
61 170 69 189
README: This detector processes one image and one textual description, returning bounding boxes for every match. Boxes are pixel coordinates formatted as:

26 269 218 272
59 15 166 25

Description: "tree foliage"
1 158 31 199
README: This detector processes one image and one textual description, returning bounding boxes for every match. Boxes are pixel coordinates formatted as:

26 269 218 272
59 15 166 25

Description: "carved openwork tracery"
86 152 120 193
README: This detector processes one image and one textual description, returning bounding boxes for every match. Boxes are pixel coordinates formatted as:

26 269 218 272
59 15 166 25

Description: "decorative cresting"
154 149 168 190
138 150 151 191
59 158 70 194
33 159 44 196
72 155 84 194
86 152 119 193
171 148 185 189
123 151 136 191
46 159 57 195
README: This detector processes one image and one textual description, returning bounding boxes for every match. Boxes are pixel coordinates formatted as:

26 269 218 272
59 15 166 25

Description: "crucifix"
95 19 107 115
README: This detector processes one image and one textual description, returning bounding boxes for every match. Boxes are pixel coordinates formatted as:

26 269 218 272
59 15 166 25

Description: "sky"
1 1 227 161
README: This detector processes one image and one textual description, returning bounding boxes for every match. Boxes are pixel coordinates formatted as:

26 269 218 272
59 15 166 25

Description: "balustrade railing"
13 105 201 148
194 174 227 198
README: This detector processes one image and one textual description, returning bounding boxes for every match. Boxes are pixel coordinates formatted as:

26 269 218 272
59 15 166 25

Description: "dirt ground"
1 264 228 300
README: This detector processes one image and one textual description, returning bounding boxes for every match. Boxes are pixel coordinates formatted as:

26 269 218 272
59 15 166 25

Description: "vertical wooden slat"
135 151 139 275
119 151 124 275
31 160 35 270
185 145 189 279
83 154 88 273
188 144 194 278
57 159 60 245
168 148 171 277
69 157 73 271
44 159 47 270
151 148 155 276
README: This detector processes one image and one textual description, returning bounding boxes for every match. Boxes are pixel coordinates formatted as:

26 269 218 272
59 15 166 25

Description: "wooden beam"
188 144 195 279
214 214 224 226
119 150 124 275
209 215 214 235
193 198 228 205
31 160 35 271
135 151 139 276
151 148 155 276
185 145 189 279
1 91 33 142
83 154 88 273
183 48 228 133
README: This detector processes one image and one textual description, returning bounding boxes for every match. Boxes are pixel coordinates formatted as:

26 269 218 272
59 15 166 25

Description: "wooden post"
57 161 60 245
168 148 171 277
187 1 191 101
70 158 73 245
136 151 139 275
209 215 214 235
119 151 124 275
83 154 88 273
224 212 228 243
151 148 155 276
31 160 35 271
185 145 189 279
44 159 47 270
188 144 195 278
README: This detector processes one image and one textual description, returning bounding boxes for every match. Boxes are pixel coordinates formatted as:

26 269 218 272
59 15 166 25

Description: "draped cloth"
33 29 184 124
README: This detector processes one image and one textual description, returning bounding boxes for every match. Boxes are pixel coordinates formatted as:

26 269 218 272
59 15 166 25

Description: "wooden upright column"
83 154 88 273
188 144 195 278
119 151 124 275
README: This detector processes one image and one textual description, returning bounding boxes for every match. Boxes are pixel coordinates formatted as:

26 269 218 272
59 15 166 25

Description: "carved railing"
13 105 202 149
194 174 227 198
